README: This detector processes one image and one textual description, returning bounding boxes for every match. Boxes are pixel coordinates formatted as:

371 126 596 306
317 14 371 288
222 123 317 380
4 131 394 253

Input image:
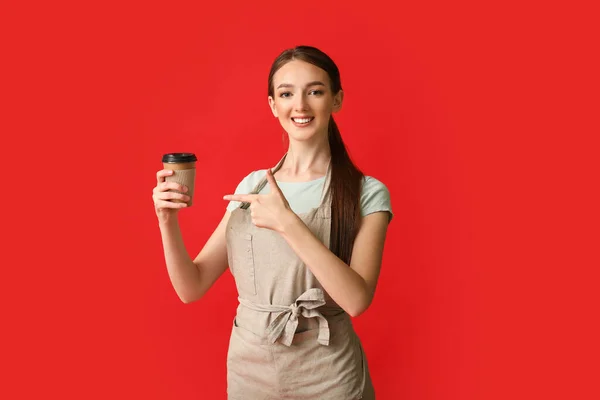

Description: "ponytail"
328 117 364 264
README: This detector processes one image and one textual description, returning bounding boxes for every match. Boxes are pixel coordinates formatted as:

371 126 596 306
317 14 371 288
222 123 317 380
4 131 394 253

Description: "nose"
293 93 308 111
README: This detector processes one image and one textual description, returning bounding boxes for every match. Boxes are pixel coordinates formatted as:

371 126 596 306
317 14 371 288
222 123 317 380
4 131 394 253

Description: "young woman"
153 45 393 399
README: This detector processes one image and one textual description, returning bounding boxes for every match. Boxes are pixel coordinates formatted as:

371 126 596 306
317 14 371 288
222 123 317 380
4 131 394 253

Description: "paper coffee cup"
162 153 197 207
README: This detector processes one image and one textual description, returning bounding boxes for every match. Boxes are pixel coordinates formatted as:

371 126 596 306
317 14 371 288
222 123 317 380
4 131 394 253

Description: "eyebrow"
276 81 326 89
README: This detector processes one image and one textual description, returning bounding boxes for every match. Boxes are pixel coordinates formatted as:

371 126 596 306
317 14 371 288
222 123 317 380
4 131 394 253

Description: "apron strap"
239 153 288 209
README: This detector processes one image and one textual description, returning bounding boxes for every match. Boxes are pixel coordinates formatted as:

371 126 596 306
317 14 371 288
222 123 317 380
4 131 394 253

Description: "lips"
292 117 315 128
291 117 314 125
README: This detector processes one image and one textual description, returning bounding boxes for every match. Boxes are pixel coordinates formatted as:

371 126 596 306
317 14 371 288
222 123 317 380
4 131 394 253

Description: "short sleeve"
360 176 393 223
226 170 262 212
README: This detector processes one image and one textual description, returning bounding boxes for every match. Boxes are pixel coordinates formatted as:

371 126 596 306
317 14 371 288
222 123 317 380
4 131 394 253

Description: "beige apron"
225 153 375 399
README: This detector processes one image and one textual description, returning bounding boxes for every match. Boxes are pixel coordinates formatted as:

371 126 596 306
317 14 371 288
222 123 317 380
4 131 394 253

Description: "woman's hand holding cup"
153 152 197 224
153 169 190 222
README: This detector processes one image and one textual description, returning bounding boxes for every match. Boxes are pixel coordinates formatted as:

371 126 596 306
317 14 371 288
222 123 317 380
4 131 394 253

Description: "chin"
284 125 327 143
287 130 316 141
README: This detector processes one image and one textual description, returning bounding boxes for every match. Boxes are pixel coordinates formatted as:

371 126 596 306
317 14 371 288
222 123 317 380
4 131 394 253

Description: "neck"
282 134 331 178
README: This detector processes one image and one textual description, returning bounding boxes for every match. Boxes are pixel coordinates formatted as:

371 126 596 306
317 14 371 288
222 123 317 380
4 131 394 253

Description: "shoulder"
226 169 269 212
360 175 394 222
361 176 390 194
234 169 268 192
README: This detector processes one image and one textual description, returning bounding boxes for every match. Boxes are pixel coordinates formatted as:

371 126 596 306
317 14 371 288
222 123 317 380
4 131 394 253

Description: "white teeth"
292 117 312 123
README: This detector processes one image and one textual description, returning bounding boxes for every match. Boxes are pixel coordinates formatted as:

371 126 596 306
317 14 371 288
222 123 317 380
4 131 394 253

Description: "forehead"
273 60 329 87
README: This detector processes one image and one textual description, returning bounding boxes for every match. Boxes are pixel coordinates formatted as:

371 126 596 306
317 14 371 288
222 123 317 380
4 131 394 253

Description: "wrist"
278 209 301 235
158 214 180 229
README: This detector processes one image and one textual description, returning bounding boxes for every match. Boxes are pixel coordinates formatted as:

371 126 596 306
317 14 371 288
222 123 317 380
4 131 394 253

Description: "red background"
2 1 598 399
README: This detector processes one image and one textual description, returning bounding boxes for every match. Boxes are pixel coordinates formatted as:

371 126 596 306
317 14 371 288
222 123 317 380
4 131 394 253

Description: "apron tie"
238 288 331 346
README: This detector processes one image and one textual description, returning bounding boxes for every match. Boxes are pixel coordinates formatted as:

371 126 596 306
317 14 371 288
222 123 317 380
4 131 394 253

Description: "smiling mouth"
291 117 314 125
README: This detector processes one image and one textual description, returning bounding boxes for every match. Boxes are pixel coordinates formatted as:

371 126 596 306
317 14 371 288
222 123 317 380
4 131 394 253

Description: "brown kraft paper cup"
162 153 197 207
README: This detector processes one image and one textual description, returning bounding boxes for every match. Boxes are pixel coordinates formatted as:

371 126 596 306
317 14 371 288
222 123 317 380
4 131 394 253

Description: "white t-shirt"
226 169 393 222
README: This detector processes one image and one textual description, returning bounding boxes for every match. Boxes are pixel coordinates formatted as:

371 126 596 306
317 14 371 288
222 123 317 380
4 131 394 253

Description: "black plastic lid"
162 153 197 163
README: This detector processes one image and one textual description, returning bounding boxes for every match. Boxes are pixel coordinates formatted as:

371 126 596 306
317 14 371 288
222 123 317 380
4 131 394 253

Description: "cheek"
311 98 333 112
275 104 291 119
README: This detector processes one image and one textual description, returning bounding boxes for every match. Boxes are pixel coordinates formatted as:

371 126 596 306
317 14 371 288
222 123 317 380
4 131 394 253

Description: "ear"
268 96 278 118
332 90 344 113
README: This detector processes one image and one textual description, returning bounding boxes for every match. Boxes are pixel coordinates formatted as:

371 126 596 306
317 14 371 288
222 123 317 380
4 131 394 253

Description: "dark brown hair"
268 45 364 265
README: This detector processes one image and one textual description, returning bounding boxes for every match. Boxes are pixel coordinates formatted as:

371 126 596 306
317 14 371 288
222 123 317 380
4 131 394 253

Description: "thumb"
266 169 283 196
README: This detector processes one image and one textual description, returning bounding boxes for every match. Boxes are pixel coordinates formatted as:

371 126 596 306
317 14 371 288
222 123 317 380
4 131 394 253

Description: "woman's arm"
279 210 390 317
159 211 230 303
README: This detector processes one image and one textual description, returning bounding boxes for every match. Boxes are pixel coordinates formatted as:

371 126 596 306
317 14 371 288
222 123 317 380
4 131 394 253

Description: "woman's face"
268 60 343 143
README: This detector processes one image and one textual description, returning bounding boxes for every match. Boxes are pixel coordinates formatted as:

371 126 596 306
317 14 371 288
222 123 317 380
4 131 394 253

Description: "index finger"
223 194 258 203
157 169 174 183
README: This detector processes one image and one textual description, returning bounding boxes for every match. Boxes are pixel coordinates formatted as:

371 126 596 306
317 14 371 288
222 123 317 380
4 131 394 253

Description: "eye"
309 90 323 95
279 92 292 98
